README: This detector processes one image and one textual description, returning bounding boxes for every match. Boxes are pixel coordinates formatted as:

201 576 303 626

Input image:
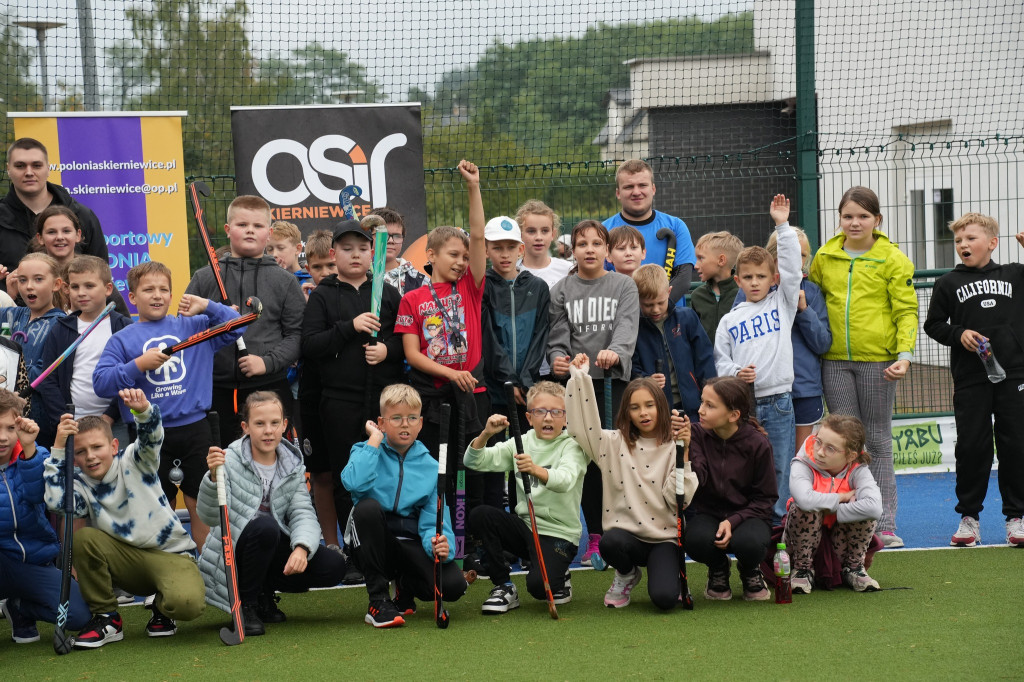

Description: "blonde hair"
695 231 744 270
765 226 808 258
380 383 423 413
515 199 561 235
632 263 670 300
615 159 653 186
242 391 285 421
66 254 112 285
227 195 272 224
304 229 334 261
18 252 66 310
735 246 776 276
526 380 565 406
270 221 302 245
426 225 469 253
127 261 172 293
948 212 998 238
0 389 26 419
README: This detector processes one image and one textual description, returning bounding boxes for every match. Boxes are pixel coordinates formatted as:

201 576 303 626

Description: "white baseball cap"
484 216 523 244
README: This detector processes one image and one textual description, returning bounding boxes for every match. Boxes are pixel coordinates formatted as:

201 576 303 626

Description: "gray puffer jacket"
196 436 320 613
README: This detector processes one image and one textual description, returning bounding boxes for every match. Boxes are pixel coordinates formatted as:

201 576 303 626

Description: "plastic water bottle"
773 542 792 604
976 338 1006 383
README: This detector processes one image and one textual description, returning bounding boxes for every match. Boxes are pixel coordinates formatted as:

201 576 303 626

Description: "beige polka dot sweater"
566 365 677 542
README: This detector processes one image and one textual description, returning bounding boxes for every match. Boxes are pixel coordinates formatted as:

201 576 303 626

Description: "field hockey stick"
162 297 262 356
675 436 694 610
504 381 558 620
656 227 677 280
603 376 613 430
455 395 469 571
21 302 116 399
434 403 451 629
339 185 363 222
362 214 388 407
53 402 76 655
209 411 244 645
189 181 229 303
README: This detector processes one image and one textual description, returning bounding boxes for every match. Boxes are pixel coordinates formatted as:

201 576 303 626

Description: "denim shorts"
793 395 825 426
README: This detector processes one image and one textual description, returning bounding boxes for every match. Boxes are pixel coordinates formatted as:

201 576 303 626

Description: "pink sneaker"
581 533 603 569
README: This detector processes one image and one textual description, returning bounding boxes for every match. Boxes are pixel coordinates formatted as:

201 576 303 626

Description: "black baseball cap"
332 219 370 244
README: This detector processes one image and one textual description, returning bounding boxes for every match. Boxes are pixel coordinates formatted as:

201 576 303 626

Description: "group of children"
3 152 1023 649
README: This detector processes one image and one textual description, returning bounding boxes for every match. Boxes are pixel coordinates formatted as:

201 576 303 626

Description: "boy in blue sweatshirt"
341 384 467 628
0 389 90 645
93 261 244 550
631 264 715 422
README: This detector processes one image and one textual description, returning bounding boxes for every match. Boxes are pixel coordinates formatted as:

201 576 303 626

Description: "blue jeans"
756 391 795 523
0 551 91 630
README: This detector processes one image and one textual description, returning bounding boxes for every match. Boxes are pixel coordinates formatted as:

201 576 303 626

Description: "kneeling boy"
342 384 467 628
464 381 588 614
44 389 205 649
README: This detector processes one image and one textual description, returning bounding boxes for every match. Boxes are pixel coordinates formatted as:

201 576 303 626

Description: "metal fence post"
795 0 819 249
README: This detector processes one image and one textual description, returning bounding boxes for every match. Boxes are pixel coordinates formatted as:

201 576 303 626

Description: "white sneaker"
842 566 880 592
604 567 642 608
951 516 980 547
481 583 520 614
1006 517 1024 547
879 531 904 548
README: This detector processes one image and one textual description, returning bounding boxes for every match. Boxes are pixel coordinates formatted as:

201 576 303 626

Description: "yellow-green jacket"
808 230 918 362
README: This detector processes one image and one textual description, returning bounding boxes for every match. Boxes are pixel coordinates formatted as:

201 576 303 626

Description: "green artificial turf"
3 547 1019 681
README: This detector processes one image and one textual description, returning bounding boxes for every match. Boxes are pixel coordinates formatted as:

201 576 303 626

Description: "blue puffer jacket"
631 306 716 419
482 268 550 405
0 443 58 565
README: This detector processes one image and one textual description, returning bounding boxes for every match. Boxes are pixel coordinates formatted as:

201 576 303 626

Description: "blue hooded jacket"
632 306 716 419
482 268 550 405
0 443 58 566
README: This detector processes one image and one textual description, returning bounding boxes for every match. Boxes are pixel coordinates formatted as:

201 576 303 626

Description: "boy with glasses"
371 207 428 296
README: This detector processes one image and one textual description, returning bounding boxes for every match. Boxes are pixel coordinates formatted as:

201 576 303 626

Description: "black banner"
231 104 427 247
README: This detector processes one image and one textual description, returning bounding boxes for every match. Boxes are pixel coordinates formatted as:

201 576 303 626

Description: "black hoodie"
300 274 404 400
924 260 1024 387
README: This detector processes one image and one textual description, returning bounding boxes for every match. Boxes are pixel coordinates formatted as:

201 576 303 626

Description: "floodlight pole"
14 20 65 112
76 0 100 110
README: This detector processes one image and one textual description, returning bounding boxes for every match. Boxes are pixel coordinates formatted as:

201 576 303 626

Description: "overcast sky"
9 0 748 103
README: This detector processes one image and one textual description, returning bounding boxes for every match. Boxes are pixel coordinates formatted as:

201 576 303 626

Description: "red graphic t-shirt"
395 265 485 392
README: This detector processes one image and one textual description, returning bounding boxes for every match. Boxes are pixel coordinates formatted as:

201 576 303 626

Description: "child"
714 195 801 523
548 219 640 566
734 226 832 458
36 255 133 448
44 389 206 648
198 391 347 636
809 186 918 548
565 355 688 609
690 231 744 342
267 220 312 290
372 206 429 296
786 414 882 593
395 160 488 462
517 199 572 289
301 218 404 582
631 264 715 422
464 381 588 613
185 195 306 446
0 390 90 644
341 384 467 628
295 229 340 549
606 225 647 277
924 212 1024 547
686 377 778 601
93 261 243 550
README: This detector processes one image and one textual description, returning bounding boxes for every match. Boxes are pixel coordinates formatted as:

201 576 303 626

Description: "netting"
2 0 1023 415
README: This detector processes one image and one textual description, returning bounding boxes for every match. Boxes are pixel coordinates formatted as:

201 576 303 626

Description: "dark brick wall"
647 102 801 250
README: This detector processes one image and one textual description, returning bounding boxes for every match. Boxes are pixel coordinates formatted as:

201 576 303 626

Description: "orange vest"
789 438 859 528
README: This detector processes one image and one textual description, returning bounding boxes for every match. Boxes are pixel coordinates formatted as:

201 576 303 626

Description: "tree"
256 43 381 105
0 17 41 128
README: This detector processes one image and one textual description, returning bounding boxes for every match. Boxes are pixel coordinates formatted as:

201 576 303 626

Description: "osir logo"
250 133 408 207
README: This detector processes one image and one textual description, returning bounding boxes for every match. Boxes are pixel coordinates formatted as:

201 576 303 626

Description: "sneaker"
1006 517 1024 546
879 531 904 548
145 605 176 637
740 569 770 601
481 583 520 614
604 567 642 608
74 613 124 649
791 568 814 595
581 533 603 568
342 562 365 586
114 588 135 605
242 603 265 636
551 573 572 605
704 562 732 600
365 599 406 628
257 591 286 623
842 566 880 592
1 598 39 644
951 516 981 547
392 584 416 617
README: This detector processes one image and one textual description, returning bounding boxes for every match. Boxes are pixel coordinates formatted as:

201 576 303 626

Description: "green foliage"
257 42 382 105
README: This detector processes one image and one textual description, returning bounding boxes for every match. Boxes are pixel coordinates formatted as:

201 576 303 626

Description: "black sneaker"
74 613 124 649
365 599 406 628
1 598 39 643
481 583 520 614
551 573 572 605
392 584 416 617
241 603 265 637
257 592 286 623
342 563 365 586
704 561 732 600
145 604 177 637
740 568 770 601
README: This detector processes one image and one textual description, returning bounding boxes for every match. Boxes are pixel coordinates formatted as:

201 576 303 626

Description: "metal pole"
76 0 100 110
795 0 819 248
35 30 51 112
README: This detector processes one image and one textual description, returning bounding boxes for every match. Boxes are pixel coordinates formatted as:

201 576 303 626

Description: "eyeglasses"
527 408 566 418
810 436 843 458
387 233 404 243
386 415 421 425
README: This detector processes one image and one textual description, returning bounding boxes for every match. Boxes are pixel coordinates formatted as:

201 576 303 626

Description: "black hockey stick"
210 411 244 645
656 227 677 280
434 403 451 629
675 435 694 610
504 382 558 619
53 402 76 654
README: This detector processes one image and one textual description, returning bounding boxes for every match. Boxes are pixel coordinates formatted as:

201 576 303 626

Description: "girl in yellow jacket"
808 186 917 548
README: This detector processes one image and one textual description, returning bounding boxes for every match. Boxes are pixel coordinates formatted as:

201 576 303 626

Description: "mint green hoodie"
465 430 588 544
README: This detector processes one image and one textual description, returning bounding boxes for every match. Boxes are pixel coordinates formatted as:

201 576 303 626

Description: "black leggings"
599 528 680 610
685 514 772 574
